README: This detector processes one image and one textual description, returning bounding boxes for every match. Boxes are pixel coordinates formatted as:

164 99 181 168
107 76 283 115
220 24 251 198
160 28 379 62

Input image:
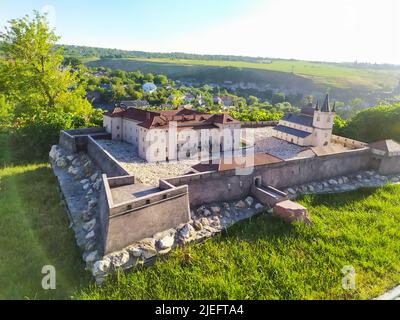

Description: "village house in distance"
273 94 335 147
103 107 242 162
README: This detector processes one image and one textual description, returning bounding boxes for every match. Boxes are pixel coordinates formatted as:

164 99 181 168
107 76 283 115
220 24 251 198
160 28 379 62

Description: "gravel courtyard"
242 127 307 159
96 128 309 186
96 140 198 186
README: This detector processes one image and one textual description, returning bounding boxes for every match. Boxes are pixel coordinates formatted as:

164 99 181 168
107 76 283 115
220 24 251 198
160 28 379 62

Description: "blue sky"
1 0 400 64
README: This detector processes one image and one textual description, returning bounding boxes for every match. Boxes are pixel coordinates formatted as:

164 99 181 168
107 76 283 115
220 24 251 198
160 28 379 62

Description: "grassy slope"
77 186 400 300
0 135 91 299
91 57 399 91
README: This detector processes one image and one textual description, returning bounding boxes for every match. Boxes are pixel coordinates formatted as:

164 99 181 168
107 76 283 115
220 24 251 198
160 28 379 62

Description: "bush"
340 104 400 142
332 115 347 136
8 109 104 163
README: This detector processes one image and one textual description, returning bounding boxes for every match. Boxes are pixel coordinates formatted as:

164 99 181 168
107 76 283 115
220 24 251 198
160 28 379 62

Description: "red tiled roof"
210 113 241 124
192 153 283 172
218 153 283 171
104 107 126 117
105 107 240 129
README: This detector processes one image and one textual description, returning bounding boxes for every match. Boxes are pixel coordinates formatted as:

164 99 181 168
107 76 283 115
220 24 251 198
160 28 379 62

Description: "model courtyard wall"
163 148 372 206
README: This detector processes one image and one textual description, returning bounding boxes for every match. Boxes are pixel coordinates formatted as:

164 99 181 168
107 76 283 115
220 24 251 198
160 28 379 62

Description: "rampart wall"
165 148 373 207
100 175 190 254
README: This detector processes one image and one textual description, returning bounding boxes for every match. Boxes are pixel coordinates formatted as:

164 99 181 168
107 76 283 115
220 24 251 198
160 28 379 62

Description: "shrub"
340 104 400 142
9 109 104 162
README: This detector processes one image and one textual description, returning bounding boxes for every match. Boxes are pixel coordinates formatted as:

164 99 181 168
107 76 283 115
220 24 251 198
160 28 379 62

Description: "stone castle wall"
100 175 190 254
164 148 373 207
87 137 130 178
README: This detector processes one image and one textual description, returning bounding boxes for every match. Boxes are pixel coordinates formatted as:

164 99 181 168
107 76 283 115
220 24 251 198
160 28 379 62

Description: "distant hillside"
61 44 280 63
62 45 400 105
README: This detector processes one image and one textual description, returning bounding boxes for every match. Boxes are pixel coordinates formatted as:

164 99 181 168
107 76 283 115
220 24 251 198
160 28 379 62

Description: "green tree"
111 83 127 102
144 73 155 83
0 12 92 118
248 95 259 106
0 94 14 129
332 115 347 136
271 92 286 105
154 74 168 86
63 56 83 68
126 86 143 100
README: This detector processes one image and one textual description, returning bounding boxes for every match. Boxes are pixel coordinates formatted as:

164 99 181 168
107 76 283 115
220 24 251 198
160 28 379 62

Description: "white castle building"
103 107 242 162
273 94 336 147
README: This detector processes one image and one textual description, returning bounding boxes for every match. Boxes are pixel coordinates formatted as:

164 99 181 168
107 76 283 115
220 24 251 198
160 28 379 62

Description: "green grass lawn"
77 186 400 300
100 57 399 91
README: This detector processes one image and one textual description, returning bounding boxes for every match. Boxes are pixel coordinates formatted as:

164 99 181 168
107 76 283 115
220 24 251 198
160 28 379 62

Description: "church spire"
315 100 320 111
321 93 330 112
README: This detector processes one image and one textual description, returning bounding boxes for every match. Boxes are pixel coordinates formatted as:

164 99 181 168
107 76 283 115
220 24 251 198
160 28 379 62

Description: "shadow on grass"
212 185 388 245
0 164 92 299
220 213 298 243
298 187 380 210
0 132 51 168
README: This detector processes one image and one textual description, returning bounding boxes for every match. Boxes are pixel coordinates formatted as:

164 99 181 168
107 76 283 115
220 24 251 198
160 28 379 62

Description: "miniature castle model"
273 94 335 147
103 107 242 162
55 92 400 263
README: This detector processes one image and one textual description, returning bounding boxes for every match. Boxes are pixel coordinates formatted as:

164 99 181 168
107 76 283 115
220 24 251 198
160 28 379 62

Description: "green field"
1 133 400 300
87 56 400 91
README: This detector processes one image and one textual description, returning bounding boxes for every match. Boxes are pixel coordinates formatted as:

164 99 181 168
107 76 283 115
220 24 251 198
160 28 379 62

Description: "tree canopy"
0 11 92 118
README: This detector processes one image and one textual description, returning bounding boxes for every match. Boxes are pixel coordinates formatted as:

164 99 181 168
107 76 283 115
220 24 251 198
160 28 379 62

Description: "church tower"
312 94 335 147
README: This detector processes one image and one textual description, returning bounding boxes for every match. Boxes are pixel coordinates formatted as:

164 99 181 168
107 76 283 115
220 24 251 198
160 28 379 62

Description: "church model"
273 94 335 147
